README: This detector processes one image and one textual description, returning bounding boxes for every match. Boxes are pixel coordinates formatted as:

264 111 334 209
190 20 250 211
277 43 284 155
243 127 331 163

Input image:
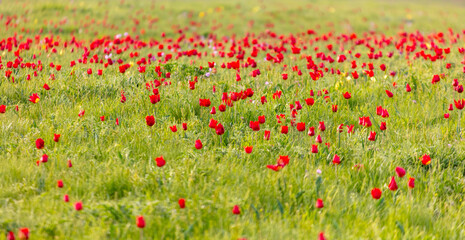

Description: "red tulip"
215 124 225 135
40 154 48 163
331 105 338 112
296 122 305 132
318 232 326 240
315 199 324 208
315 135 322 143
43 83 50 90
100 116 105 121
195 140 203 149
182 123 187 131
64 194 69 202
29 93 40 103
307 126 315 136
371 188 382 199
136 216 146 228
406 84 412 92
155 156 166 167
258 115 266 124
385 90 393 98
311 144 318 153
78 109 85 117
232 205 241 215
388 176 398 191
431 74 440 84
18 228 29 240
74 201 83 211
145 116 155 126
7 231 14 240
57 180 63 188
209 119 218 129
178 198 186 208
169 125 177 132
36 138 45 149
281 125 289 134
318 121 326 131
368 131 376 141
0 105 5 113
454 99 465 110
305 98 315 106
347 125 354 134
408 177 415 189
149 94 160 104
264 130 271 140
444 113 450 119
395 167 406 178
68 159 73 168
332 154 341 165
218 104 226 112
210 106 216 114
343 92 351 99
421 154 431 165
249 121 260 131
244 146 253 154
380 122 386 131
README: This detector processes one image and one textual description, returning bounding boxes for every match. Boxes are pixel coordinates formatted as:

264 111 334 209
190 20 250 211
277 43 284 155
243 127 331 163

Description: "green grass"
1 0 465 239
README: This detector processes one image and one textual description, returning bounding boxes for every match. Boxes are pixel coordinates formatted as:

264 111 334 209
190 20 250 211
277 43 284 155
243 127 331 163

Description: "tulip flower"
232 205 241 215
136 216 146 228
74 201 83 211
421 154 431 165
195 140 203 149
36 138 45 149
244 146 253 154
178 198 186 208
395 167 406 178
388 176 398 191
145 116 155 126
408 177 415 189
155 156 166 167
371 188 382 199
315 199 324 208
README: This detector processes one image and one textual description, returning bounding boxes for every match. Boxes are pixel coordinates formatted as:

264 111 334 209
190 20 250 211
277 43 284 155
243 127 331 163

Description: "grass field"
2 0 465 239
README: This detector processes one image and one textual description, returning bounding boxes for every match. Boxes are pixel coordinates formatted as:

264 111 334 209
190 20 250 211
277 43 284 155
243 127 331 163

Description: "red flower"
199 99 211 107
182 123 187 130
264 130 271 140
332 154 341 165
146 116 155 126
244 146 253 154
87 68 92 75
258 115 266 124
120 91 126 103
347 125 354 134
218 104 226 112
421 154 431 165
29 93 40 103
64 194 69 202
385 90 393 98
43 83 50 90
343 92 351 99
371 188 382 199
74 201 83 211
406 83 412 92
209 119 218 129
311 144 318 153
388 176 398 191
315 134 322 143
18 228 29 240
149 94 161 104
57 180 63 188
395 167 406 178
282 73 288 80
100 116 105 121
281 125 289 134
215 124 225 135
210 107 216 115
78 110 85 117
249 121 260 131
232 205 241 215
0 105 5 113
331 105 338 112
380 122 386 131
431 74 440 84
307 126 315 136
319 232 326 240
155 156 166 167
454 99 465 110
318 122 326 131
368 131 376 141
169 125 177 132
7 231 14 240
68 160 72 168
136 216 146 228
305 98 315 106
261 96 267 104
296 122 305 132
444 113 450 119
195 140 203 149
40 154 48 163
408 177 415 189
36 138 45 149
178 198 186 208
315 199 324 208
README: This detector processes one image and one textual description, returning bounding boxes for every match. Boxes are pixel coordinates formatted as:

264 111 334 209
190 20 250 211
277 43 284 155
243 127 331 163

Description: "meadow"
1 0 465 239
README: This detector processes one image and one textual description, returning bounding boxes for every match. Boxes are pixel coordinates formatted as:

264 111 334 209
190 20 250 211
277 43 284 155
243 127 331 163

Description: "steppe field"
2 0 465 239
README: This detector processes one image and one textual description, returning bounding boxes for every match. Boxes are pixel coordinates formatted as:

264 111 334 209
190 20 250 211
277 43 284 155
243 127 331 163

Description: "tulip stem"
139 229 144 240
